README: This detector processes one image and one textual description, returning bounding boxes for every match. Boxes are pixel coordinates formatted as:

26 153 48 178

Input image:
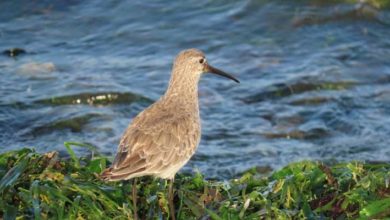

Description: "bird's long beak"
206 64 240 83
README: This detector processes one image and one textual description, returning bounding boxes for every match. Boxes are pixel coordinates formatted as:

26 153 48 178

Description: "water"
1 0 390 179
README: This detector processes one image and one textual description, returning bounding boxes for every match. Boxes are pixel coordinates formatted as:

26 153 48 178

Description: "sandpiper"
101 48 239 219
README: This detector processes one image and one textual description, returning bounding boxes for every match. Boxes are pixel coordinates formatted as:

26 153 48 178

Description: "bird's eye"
199 58 205 64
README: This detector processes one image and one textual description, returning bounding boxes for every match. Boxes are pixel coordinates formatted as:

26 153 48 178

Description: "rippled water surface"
1 0 390 178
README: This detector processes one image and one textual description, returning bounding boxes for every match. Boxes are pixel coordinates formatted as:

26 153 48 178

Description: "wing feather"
105 103 200 180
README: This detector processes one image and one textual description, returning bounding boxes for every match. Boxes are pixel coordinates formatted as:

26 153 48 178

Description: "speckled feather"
101 49 239 181
101 49 205 180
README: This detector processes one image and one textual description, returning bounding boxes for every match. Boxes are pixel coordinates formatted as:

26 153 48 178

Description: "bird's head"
173 49 240 83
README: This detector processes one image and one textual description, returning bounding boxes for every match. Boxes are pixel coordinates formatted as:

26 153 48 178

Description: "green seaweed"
244 81 355 104
34 92 152 106
0 146 389 219
294 0 390 9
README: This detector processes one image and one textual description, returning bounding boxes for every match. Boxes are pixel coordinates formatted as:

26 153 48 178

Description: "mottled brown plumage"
101 49 239 182
103 99 201 180
101 49 239 220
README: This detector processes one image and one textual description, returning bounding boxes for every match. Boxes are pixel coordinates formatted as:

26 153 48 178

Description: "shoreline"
0 147 389 219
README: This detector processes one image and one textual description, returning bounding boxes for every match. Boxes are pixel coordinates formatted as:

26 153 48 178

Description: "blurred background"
1 0 389 179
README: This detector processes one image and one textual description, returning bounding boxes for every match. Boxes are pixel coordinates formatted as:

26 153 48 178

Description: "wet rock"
30 113 99 135
289 96 331 105
17 62 56 75
34 92 153 106
292 2 382 27
2 48 26 57
262 127 328 140
243 81 355 104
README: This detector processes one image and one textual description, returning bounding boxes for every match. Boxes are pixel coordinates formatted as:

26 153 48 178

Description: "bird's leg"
132 178 139 220
168 178 176 220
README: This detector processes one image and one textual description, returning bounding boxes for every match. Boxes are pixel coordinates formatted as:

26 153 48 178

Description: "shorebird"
101 48 239 219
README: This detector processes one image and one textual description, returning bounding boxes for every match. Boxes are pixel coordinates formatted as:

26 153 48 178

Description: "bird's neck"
163 70 200 110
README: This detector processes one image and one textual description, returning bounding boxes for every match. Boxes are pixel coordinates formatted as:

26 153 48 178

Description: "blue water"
1 0 390 178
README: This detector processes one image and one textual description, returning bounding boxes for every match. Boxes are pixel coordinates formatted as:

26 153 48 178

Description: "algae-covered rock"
0 146 389 219
35 92 152 106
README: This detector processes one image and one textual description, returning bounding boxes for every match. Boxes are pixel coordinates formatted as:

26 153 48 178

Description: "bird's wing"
107 108 200 179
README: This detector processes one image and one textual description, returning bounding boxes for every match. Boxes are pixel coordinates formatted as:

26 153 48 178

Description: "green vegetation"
0 144 389 219
295 0 390 9
35 92 152 106
243 81 355 104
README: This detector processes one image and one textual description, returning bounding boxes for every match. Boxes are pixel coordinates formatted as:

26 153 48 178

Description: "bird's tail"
100 167 115 181
100 167 134 181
